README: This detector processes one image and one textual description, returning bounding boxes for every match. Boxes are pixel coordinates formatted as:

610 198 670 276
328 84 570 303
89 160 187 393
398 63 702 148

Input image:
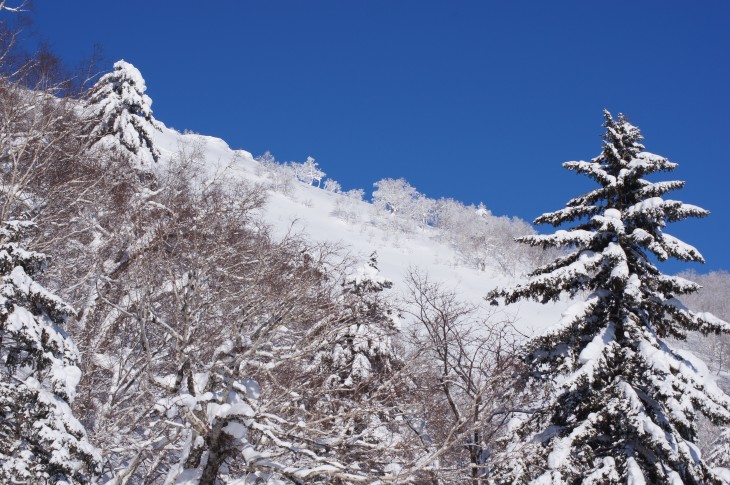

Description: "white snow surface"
150 125 568 336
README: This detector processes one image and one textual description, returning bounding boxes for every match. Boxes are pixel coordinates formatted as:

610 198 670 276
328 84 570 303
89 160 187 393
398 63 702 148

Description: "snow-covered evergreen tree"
86 60 162 169
488 111 730 484
0 220 99 482
303 255 406 475
312 254 402 391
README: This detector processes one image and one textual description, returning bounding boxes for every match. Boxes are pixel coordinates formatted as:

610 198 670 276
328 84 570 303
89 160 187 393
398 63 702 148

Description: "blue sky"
13 1 730 273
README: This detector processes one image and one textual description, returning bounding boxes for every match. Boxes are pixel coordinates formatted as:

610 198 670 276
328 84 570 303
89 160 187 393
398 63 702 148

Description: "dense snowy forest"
2 9 730 485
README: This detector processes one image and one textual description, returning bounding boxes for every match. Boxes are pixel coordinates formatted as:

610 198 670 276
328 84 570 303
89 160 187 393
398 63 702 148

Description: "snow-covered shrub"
323 177 342 193
432 198 544 275
293 156 325 187
345 188 365 201
332 188 366 224
372 177 420 217
255 151 296 195
371 177 433 232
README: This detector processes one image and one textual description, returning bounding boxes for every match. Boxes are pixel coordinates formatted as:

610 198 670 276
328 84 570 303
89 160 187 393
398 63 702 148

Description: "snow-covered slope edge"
152 123 567 335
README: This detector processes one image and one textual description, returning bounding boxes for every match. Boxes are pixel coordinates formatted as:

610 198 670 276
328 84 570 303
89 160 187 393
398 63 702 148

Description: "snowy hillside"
151 123 568 337
4 50 730 484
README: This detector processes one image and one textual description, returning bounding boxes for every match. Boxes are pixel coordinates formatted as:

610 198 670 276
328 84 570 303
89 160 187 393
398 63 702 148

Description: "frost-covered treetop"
87 59 162 168
536 110 705 232
106 60 150 98
98 60 152 105
516 111 713 299
498 111 726 339
344 253 393 296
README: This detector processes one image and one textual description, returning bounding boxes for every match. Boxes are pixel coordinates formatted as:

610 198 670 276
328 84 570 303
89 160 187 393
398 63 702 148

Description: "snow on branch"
0 0 26 12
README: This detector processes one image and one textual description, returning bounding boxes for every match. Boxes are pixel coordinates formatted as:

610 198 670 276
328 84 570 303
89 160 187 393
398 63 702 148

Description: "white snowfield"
151 123 567 337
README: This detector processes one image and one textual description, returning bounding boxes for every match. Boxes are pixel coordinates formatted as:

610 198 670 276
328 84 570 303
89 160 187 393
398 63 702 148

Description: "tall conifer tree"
489 111 730 484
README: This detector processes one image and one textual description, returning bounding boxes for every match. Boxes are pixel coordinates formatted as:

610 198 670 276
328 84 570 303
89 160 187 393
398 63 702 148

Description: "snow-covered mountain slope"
152 124 568 336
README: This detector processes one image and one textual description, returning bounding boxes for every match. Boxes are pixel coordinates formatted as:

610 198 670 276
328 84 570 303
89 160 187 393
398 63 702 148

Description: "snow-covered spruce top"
86 60 162 169
489 111 730 484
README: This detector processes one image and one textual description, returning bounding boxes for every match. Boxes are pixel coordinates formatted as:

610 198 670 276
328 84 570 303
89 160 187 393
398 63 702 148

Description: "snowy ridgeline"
149 121 567 334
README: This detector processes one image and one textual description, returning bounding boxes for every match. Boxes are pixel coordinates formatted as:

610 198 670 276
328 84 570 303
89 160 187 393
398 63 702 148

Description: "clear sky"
9 1 730 273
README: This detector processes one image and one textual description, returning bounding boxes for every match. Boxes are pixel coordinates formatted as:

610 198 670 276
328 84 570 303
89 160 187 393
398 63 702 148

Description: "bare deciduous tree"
401 269 529 483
